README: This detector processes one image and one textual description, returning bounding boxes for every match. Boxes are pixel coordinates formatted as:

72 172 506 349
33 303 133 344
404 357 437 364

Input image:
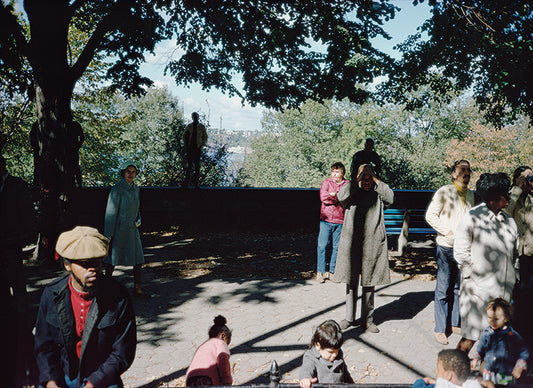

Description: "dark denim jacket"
474 325 529 376
34 275 136 388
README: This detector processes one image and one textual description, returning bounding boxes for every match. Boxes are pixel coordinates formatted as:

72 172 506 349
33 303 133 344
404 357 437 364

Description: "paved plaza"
112 270 457 387
24 237 464 388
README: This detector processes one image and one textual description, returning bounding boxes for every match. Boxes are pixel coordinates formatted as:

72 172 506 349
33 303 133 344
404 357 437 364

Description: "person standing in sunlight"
425 160 475 345
454 173 519 354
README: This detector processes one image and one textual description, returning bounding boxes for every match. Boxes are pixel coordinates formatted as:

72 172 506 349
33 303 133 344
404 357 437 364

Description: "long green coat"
334 181 394 287
104 178 144 266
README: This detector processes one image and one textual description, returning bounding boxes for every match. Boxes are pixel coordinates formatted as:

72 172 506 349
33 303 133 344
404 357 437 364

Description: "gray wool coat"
334 181 394 287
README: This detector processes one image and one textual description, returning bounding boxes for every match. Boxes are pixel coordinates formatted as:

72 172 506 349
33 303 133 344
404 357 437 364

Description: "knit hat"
120 161 138 171
56 226 109 260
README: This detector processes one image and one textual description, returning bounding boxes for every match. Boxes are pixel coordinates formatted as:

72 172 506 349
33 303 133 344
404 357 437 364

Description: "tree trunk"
31 83 79 261
26 0 79 261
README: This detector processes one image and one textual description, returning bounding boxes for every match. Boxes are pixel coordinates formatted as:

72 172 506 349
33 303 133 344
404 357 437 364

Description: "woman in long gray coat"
104 162 150 298
335 164 394 333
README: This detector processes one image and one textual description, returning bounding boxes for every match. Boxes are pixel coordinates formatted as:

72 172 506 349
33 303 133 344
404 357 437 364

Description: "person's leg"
133 264 151 298
362 286 379 332
456 337 475 353
434 245 453 334
329 223 342 274
316 221 330 279
449 251 461 330
192 147 201 187
183 148 193 187
515 255 533 347
341 283 358 329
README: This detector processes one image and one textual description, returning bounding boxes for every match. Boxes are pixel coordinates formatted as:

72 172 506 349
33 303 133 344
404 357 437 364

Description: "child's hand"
422 377 436 385
480 379 496 388
470 359 478 370
512 365 523 379
299 377 317 388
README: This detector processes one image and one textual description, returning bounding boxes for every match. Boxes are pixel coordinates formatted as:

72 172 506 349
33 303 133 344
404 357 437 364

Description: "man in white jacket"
425 160 475 345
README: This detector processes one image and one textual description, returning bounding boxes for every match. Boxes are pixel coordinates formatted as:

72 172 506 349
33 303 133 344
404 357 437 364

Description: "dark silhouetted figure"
0 154 35 388
350 138 381 179
182 112 207 188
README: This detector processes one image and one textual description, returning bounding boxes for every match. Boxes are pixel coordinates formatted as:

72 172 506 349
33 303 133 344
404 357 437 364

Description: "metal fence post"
269 360 280 388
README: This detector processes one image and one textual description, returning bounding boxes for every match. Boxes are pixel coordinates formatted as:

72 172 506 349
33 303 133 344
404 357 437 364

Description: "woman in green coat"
335 164 394 333
104 161 150 298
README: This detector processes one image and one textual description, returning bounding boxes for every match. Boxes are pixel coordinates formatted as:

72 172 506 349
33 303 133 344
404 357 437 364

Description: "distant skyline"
139 1 431 131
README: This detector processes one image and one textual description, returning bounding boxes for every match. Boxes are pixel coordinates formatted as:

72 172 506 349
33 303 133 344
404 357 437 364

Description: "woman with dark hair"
454 173 519 353
505 165 533 348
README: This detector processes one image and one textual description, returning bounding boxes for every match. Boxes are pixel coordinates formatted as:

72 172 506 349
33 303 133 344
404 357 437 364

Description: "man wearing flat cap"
34 226 136 388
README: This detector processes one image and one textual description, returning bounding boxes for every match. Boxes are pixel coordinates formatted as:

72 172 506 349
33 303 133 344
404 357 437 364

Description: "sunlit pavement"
122 271 456 387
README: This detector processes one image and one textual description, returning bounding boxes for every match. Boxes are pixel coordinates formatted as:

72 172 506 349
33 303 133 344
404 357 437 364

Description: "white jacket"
454 203 518 340
425 184 475 248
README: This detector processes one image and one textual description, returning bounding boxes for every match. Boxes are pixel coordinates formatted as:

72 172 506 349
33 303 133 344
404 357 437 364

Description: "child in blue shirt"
299 320 353 388
471 298 529 385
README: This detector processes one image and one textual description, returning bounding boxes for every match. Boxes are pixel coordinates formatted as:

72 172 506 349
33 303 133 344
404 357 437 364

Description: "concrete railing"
69 187 437 233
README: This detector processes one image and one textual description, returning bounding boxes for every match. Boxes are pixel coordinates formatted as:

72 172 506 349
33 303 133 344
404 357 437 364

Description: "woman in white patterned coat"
454 173 519 353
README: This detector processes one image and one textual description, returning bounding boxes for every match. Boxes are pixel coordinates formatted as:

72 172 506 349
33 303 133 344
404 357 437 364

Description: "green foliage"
0 91 34 182
165 1 398 109
245 100 357 187
74 88 132 186
242 91 486 190
387 1 533 126
74 86 230 187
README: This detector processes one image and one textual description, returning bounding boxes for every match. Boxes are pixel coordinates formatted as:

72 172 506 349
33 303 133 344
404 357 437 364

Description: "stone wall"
70 187 436 233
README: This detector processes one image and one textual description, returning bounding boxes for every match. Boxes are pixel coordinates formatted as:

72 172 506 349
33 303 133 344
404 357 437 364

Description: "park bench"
385 208 436 256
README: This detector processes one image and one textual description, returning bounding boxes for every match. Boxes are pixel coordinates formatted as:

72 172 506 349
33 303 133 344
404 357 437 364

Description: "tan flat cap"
56 226 109 260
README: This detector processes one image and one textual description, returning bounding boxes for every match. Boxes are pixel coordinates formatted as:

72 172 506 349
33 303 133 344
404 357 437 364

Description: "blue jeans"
434 245 461 333
39 375 120 388
412 378 433 388
317 220 343 274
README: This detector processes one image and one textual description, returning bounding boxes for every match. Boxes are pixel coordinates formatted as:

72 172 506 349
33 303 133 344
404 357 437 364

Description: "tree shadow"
23 230 435 388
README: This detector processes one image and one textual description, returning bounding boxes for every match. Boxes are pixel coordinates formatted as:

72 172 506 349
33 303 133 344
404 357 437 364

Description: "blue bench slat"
384 208 436 236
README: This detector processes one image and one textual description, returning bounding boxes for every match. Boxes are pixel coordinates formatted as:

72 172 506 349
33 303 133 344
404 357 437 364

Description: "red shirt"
69 278 93 359
319 177 349 224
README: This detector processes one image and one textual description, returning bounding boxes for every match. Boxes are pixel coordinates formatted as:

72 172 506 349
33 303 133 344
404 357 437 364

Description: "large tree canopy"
0 0 400 259
385 0 533 125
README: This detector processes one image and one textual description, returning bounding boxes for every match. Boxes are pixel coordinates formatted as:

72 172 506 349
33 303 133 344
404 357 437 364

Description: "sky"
139 1 431 132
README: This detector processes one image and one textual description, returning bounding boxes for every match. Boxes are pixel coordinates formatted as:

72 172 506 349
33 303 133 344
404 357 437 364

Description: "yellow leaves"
445 120 531 186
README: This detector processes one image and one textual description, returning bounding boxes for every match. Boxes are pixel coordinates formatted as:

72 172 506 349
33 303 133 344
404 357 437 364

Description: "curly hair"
438 349 470 383
475 172 510 203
